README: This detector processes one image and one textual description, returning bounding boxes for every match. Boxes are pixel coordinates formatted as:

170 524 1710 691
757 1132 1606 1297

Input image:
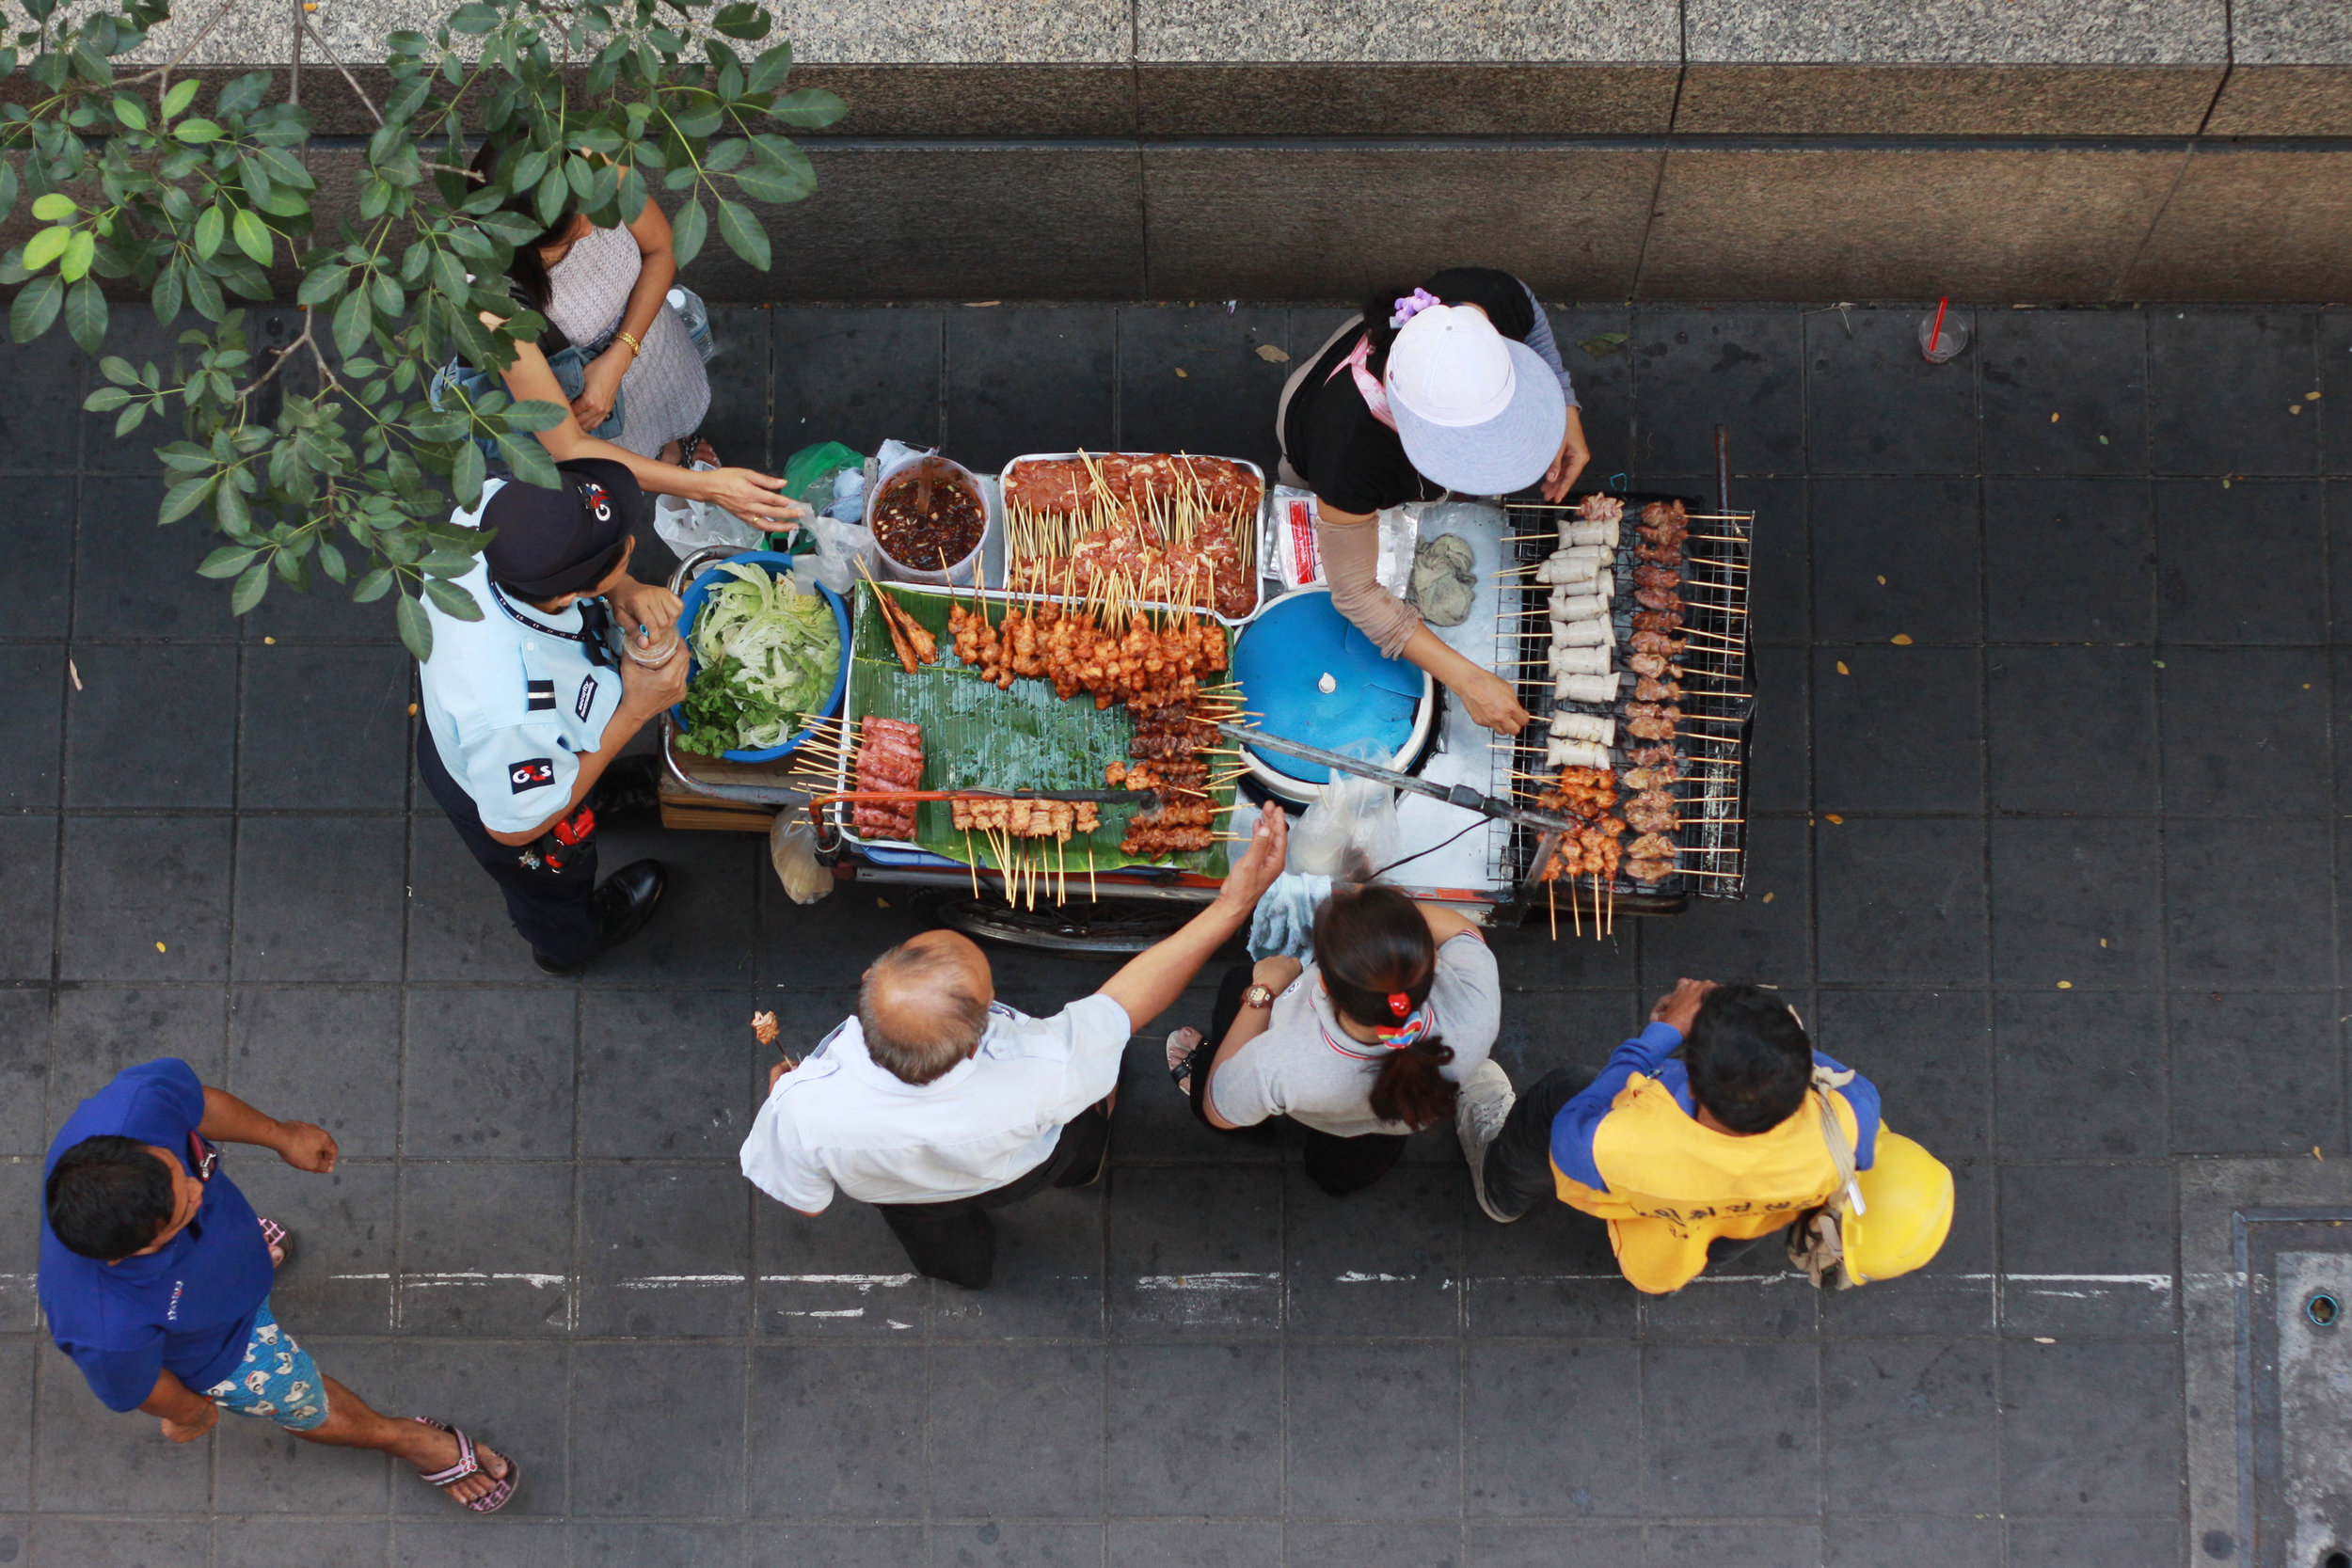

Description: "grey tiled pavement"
6 301 2348 1566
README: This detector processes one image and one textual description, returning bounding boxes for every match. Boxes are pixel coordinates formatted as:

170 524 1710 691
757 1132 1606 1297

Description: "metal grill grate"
1486 494 1755 918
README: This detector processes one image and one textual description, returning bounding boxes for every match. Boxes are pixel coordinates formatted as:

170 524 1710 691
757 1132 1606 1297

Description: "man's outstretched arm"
1096 804 1289 1034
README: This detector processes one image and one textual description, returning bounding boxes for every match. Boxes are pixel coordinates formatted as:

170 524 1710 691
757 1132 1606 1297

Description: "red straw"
1928 296 1949 355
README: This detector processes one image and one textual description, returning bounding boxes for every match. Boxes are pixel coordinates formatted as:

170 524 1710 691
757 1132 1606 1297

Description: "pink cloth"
1326 334 1397 433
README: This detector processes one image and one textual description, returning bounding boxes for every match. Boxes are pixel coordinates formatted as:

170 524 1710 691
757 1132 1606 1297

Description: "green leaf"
501 398 568 434
9 275 60 341
352 566 394 603
62 277 104 352
22 225 69 271
370 272 404 317
715 198 769 271
712 2 770 39
197 545 258 578
158 475 215 522
215 475 250 532
395 592 434 660
0 162 17 226
295 265 345 307
672 198 707 268
99 355 137 386
192 202 224 259
151 261 183 326
114 402 149 438
748 41 794 95
162 78 199 119
318 542 347 583
230 207 273 264
768 87 845 129
110 94 147 131
452 438 485 507
183 263 225 321
1578 331 1629 358
450 2 499 33
173 118 223 143
82 386 132 412
423 575 485 621
29 191 73 221
58 230 94 283
331 288 373 357
499 432 561 490
229 558 270 615
533 166 568 226
732 157 813 205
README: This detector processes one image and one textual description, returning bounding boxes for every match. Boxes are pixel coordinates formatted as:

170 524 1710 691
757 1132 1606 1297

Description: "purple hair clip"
1389 288 1440 331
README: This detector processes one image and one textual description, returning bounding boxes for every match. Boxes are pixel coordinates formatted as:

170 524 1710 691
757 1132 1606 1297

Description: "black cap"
482 458 648 600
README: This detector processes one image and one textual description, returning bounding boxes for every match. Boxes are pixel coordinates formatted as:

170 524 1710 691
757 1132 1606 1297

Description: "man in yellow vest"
1455 979 1883 1294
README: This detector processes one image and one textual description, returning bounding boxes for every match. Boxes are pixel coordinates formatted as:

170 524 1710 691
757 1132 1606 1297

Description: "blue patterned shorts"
202 1299 328 1431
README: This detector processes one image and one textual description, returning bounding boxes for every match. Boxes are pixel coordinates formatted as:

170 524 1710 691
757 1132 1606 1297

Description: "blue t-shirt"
39 1059 272 1413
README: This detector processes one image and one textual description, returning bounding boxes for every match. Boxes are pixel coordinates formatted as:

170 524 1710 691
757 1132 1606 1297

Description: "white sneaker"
1455 1059 1519 1223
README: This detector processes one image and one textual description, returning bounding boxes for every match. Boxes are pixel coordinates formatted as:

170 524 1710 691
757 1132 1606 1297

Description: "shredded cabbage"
675 563 840 756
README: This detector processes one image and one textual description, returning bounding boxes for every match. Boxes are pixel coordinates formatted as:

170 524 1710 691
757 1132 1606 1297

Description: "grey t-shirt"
1208 933 1502 1139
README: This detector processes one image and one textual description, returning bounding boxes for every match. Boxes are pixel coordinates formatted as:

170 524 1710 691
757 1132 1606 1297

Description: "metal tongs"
1215 722 1586 837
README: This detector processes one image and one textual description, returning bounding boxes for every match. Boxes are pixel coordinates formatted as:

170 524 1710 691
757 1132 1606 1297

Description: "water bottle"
667 287 716 363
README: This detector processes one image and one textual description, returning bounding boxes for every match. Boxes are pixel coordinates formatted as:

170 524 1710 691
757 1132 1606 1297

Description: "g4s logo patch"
509 757 556 792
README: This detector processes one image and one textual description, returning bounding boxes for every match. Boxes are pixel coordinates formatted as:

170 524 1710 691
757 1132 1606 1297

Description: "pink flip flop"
256 1216 293 1270
411 1417 518 1513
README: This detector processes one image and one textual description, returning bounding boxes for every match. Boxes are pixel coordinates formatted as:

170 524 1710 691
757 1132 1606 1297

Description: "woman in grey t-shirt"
1167 885 1502 1196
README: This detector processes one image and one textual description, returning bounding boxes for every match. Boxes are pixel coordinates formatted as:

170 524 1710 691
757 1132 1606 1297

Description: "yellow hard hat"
1843 1131 1953 1285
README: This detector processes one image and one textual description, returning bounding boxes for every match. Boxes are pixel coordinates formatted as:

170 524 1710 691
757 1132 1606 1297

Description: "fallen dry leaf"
2057 980 2072 990
1254 343 1290 364
154 942 166 953
1890 633 1914 645
2290 404 2303 415
1174 368 1188 378
408 703 419 717
1836 660 1850 675
2308 390 2323 401
68 658 82 690
263 635 276 644
1823 814 1844 824
1761 892 1774 903
2049 412 2060 422
1875 575 1886 585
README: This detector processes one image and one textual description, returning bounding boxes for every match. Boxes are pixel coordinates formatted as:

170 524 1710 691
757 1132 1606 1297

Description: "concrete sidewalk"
7 300 2347 1565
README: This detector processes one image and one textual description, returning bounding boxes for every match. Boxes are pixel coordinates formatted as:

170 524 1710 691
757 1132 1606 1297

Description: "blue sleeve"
1817 1051 1882 1169
1517 279 1578 409
64 1334 166 1414
1548 1022 1683 1191
114 1058 205 1148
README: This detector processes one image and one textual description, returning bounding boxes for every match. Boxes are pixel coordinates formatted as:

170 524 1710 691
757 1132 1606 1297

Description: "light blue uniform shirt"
417 479 627 835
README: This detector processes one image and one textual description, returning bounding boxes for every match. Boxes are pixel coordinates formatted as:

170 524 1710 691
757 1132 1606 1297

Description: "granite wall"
54 0 2352 301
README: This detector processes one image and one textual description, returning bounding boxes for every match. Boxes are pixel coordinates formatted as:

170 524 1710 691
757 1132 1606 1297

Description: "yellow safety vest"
1550 1072 1861 1295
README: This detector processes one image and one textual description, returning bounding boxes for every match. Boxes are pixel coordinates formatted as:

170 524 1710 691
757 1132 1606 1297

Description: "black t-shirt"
1282 267 1537 516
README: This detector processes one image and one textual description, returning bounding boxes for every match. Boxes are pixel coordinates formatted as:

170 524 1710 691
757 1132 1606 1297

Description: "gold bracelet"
613 329 643 356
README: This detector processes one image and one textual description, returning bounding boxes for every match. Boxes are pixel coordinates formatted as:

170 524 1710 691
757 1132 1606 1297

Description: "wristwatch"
1242 983 1276 1009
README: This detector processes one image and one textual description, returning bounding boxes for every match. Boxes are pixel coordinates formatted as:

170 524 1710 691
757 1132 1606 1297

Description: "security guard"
415 458 683 974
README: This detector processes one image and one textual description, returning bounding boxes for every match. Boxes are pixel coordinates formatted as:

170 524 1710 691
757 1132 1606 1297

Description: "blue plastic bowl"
669 550 850 764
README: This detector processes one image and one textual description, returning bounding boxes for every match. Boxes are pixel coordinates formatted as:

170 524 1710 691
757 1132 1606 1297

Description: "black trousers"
1191 965 1408 1199
877 1103 1112 1290
417 724 600 967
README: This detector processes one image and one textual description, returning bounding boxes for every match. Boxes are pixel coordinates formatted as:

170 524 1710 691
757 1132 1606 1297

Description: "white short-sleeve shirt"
739 994 1133 1210
1208 933 1502 1139
414 479 626 835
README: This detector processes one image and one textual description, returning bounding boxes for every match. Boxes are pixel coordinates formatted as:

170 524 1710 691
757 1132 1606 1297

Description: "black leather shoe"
532 949 588 978
595 753 665 830
592 859 666 951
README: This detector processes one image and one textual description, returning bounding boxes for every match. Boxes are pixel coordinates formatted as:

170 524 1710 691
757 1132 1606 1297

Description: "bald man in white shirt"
742 805 1289 1288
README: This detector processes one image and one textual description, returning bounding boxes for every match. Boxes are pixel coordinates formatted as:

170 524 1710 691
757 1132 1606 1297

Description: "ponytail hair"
468 140 580 316
1312 883 1455 1132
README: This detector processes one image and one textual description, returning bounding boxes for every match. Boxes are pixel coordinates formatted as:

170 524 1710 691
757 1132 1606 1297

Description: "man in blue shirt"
415 459 685 974
41 1060 517 1513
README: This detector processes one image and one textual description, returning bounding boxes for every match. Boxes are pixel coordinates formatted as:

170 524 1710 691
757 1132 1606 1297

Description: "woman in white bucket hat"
1276 268 1587 735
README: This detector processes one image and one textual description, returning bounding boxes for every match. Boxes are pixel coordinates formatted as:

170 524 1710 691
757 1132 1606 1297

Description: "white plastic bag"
652 461 762 560
769 810 833 904
1286 768 1400 882
803 515 880 596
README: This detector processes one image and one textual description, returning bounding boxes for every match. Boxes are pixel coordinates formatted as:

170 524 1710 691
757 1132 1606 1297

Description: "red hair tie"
1387 992 1410 1018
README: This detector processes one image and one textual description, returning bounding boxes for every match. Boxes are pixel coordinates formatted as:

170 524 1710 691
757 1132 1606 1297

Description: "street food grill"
1002 451 1263 619
1494 491 1753 932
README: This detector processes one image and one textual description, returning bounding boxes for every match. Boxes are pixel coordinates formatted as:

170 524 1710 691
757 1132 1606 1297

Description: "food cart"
658 433 1755 952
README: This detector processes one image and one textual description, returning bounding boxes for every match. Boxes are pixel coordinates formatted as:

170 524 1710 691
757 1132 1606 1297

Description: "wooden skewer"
1547 877 1557 940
